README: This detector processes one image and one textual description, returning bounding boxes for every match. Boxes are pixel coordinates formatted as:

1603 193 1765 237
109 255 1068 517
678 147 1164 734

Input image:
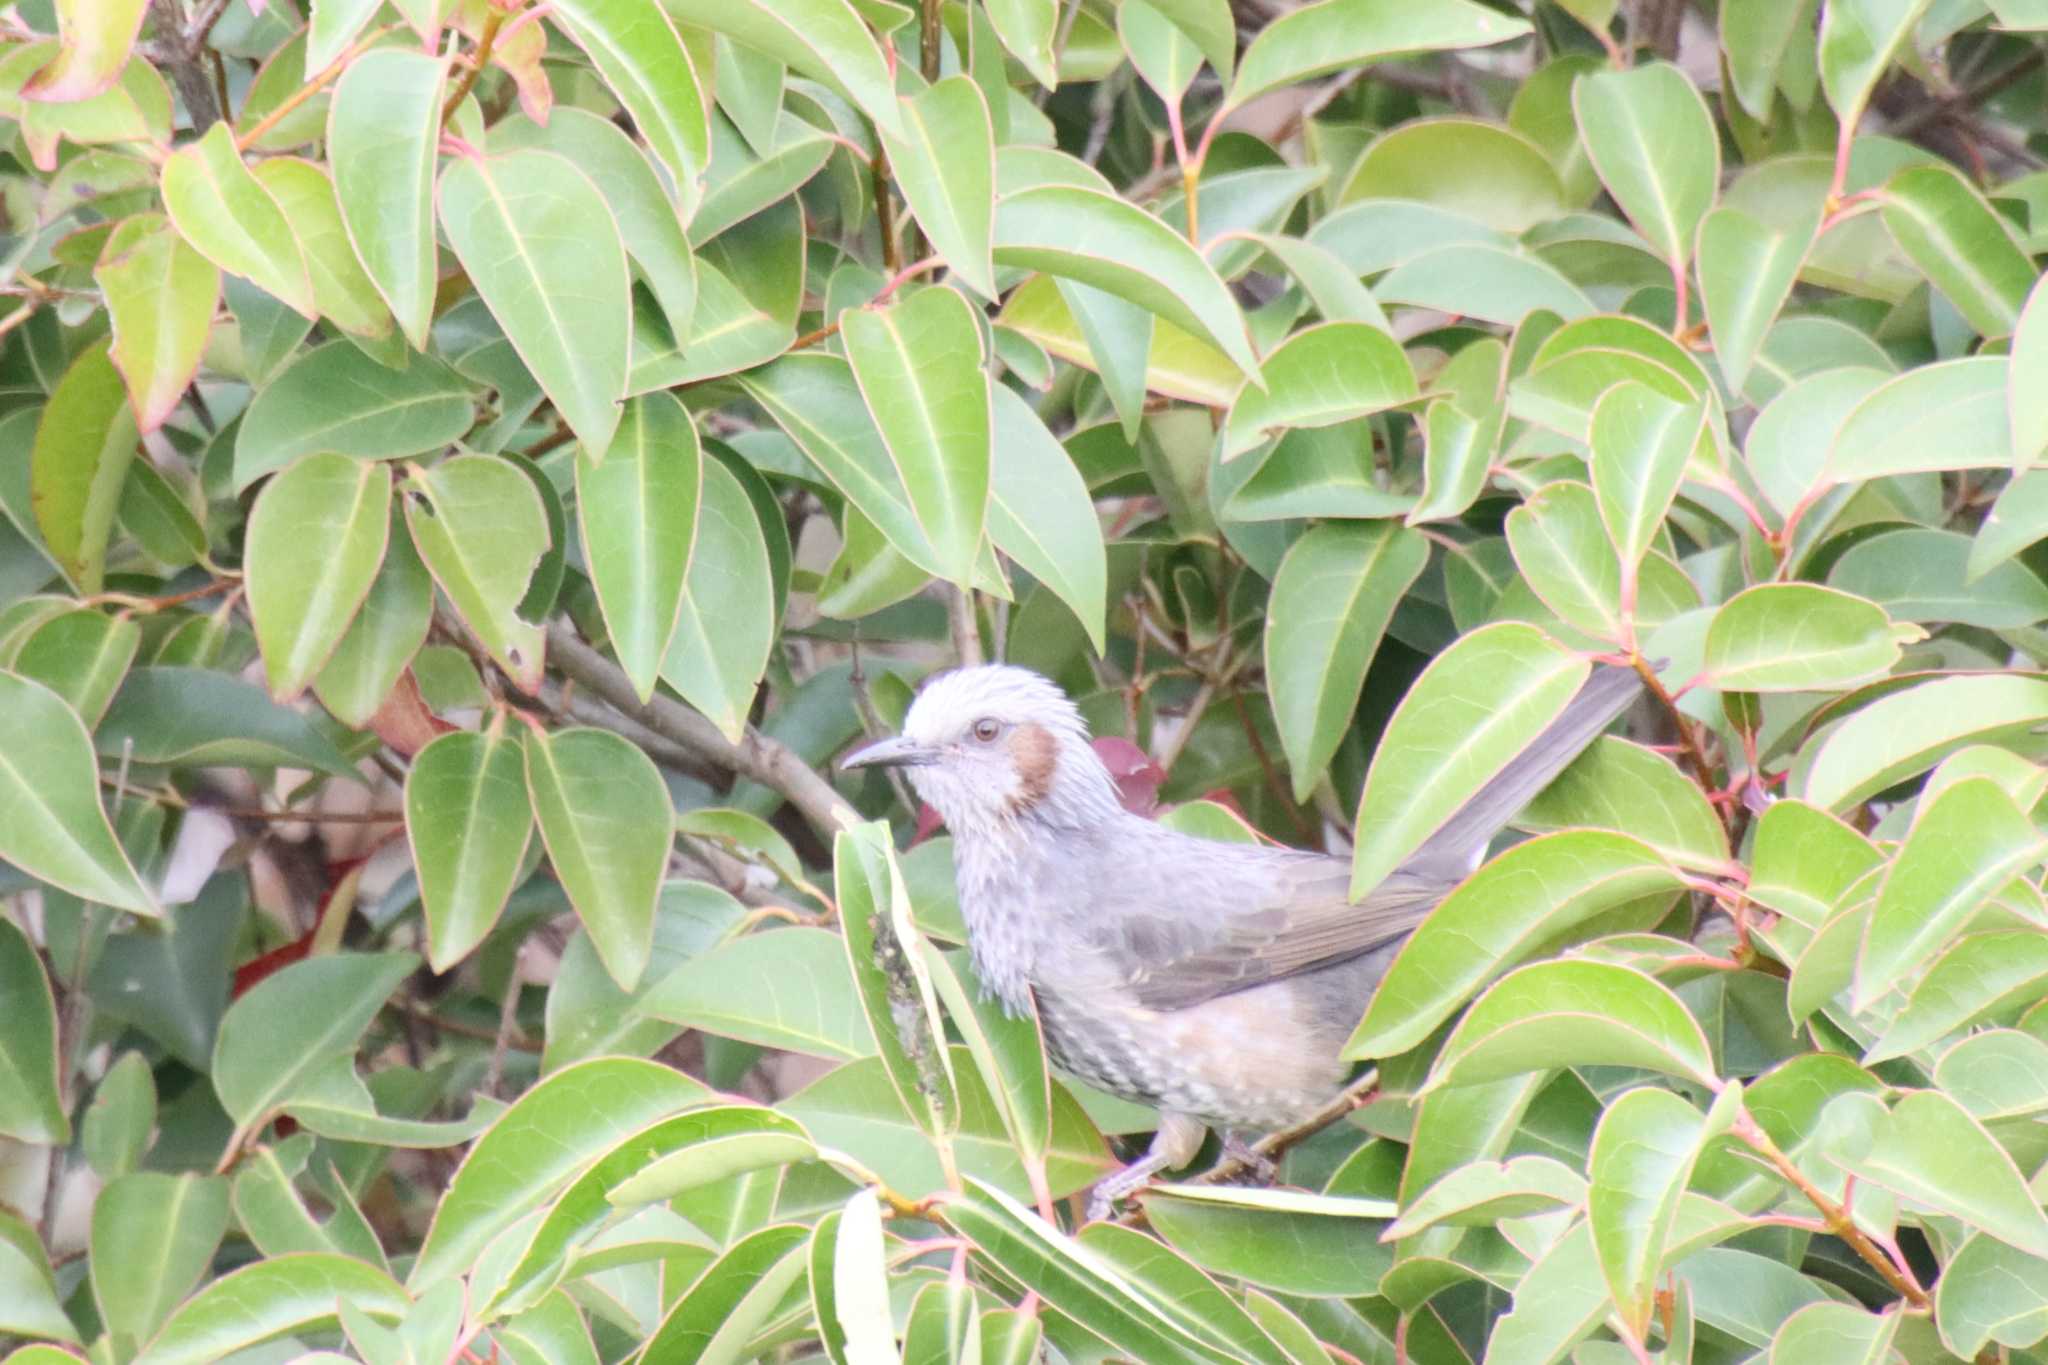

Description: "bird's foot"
1219 1133 1278 1185
1086 1112 1209 1222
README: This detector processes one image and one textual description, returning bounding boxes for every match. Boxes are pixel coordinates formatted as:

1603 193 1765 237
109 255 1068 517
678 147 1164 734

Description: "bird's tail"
1400 664 1646 880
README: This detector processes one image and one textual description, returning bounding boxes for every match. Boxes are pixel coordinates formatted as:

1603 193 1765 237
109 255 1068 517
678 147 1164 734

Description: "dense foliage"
8 0 2048 1360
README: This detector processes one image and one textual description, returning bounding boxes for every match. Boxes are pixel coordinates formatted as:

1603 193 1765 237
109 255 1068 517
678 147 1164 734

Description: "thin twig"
441 7 504 125
873 147 901 276
236 25 402 151
1187 1068 1381 1189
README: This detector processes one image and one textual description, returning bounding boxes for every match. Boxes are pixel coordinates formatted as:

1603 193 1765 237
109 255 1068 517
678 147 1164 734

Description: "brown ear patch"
1009 723 1059 807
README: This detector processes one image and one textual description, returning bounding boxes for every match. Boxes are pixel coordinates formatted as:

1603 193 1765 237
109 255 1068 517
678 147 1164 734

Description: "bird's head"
839 664 1121 835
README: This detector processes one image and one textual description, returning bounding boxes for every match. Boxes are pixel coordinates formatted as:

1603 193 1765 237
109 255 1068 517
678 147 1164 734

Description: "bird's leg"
1086 1112 1207 1222
1218 1131 1278 1185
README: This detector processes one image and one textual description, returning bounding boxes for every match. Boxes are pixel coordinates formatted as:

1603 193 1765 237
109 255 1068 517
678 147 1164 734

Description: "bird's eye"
971 718 1002 743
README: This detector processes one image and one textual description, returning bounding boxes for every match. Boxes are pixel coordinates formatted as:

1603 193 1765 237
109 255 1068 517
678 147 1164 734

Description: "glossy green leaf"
1339 124 1565 234
94 213 217 433
661 456 774 742
404 454 550 693
662 0 903 138
213 952 417 1128
986 385 1106 651
135 1253 409 1365
1723 0 1819 118
1935 1235 2048 1360
312 510 433 727
2012 274 2048 465
1799 673 2048 811
1696 204 1813 402
640 1223 810 1361
1426 959 1719 1091
0 1210 79 1345
1831 1089 2048 1259
158 123 313 318
1375 241 1595 324
90 1173 229 1361
1587 1086 1713 1336
1142 1187 1396 1298
1856 777 2045 1009
1936 1030 2048 1121
1870 931 2048 1061
842 287 991 586
440 149 628 460
0 670 155 916
549 0 708 212
1506 480 1626 642
406 726 533 972
1351 622 1589 898
329 47 446 347
1702 584 1918 692
1818 0 1935 132
1347 830 1681 1059
409 1057 707 1288
1573 63 1719 270
524 727 671 992
0 915 63 1143
1831 525 2048 628
83 1049 154 1179
246 453 392 701
234 341 475 492
31 339 135 595
1385 1154 1586 1239
19 0 146 102
644 926 874 1059
577 391 701 703
1517 737 1726 866
837 821 956 1143
880 78 997 301
12 607 140 730
253 156 393 339
1221 322 1416 461
1589 384 1705 588
993 185 1259 378
1228 0 1529 109
1882 163 2034 337
1266 521 1427 802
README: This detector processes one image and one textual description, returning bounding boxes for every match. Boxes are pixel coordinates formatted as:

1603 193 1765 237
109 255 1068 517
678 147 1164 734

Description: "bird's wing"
1101 662 1644 1013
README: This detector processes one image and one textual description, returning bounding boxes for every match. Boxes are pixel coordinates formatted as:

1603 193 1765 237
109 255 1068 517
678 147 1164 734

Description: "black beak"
838 735 939 771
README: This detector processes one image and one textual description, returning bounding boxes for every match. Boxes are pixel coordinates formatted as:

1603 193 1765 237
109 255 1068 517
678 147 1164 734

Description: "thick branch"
545 623 858 838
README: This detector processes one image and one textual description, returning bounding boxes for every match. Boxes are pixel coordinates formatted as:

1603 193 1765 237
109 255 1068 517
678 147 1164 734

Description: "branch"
1185 1068 1380 1189
545 622 859 838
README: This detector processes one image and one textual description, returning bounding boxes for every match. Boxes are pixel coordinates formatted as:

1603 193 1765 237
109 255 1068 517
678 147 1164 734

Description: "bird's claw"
1220 1134 1278 1185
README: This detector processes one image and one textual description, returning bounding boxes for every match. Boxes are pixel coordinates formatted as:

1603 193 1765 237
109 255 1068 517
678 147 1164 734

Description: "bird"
840 661 1644 1216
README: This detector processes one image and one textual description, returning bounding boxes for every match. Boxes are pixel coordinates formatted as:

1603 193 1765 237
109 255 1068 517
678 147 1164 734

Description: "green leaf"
253 156 393 340
12 608 140 730
1141 1187 1396 1298
577 391 701 703
1425 959 1720 1091
494 107 698 333
1870 930 2048 1061
31 338 135 595
83 1050 154 1179
0 1209 80 1344
90 1173 229 1361
1799 673 2048 811
1702 584 1919 692
313 510 433 727
927 946 1052 1193
643 926 875 1060
524 727 672 992
1385 1154 1586 1239
548 0 709 214
1374 241 1594 325
406 726 533 972
19 0 145 102
245 453 392 701
842 287 991 586
880 77 996 301
1831 1089 2048 1259
408 1057 706 1288
404 454 550 693
440 149 628 460
986 385 1106 652
1506 480 1625 642
1936 1030 2048 1121
903 1281 978 1365
1220 322 1416 461
1723 0 1820 118
1228 0 1528 109
1587 1087 1713 1337
993 185 1260 379
1696 204 1815 397
1819 0 1936 133
1346 830 1681 1059
1935 1235 2048 1359
1881 163 2035 337
1517 738 1727 866
661 456 775 742
1350 621 1589 898
0 915 64 1143
234 341 475 492
212 952 417 1128
1119 0 1201 103
1339 124 1565 234
836 822 956 1142
329 47 446 348
0 670 155 916
133 1254 409 1365
944 1177 1216 1360
2012 275 2048 465
158 123 314 318
640 1223 811 1362
662 0 903 138
1855 777 2044 1009
1830 525 2048 628
1572 63 1719 270
94 213 218 433
1265 521 1427 802
1588 385 1706 591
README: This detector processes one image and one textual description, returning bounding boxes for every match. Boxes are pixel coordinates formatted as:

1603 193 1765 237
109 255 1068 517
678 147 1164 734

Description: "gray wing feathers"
1115 663 1643 1011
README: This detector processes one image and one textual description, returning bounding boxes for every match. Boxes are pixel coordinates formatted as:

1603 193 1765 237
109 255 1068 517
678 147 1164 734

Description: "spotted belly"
1036 982 1350 1132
